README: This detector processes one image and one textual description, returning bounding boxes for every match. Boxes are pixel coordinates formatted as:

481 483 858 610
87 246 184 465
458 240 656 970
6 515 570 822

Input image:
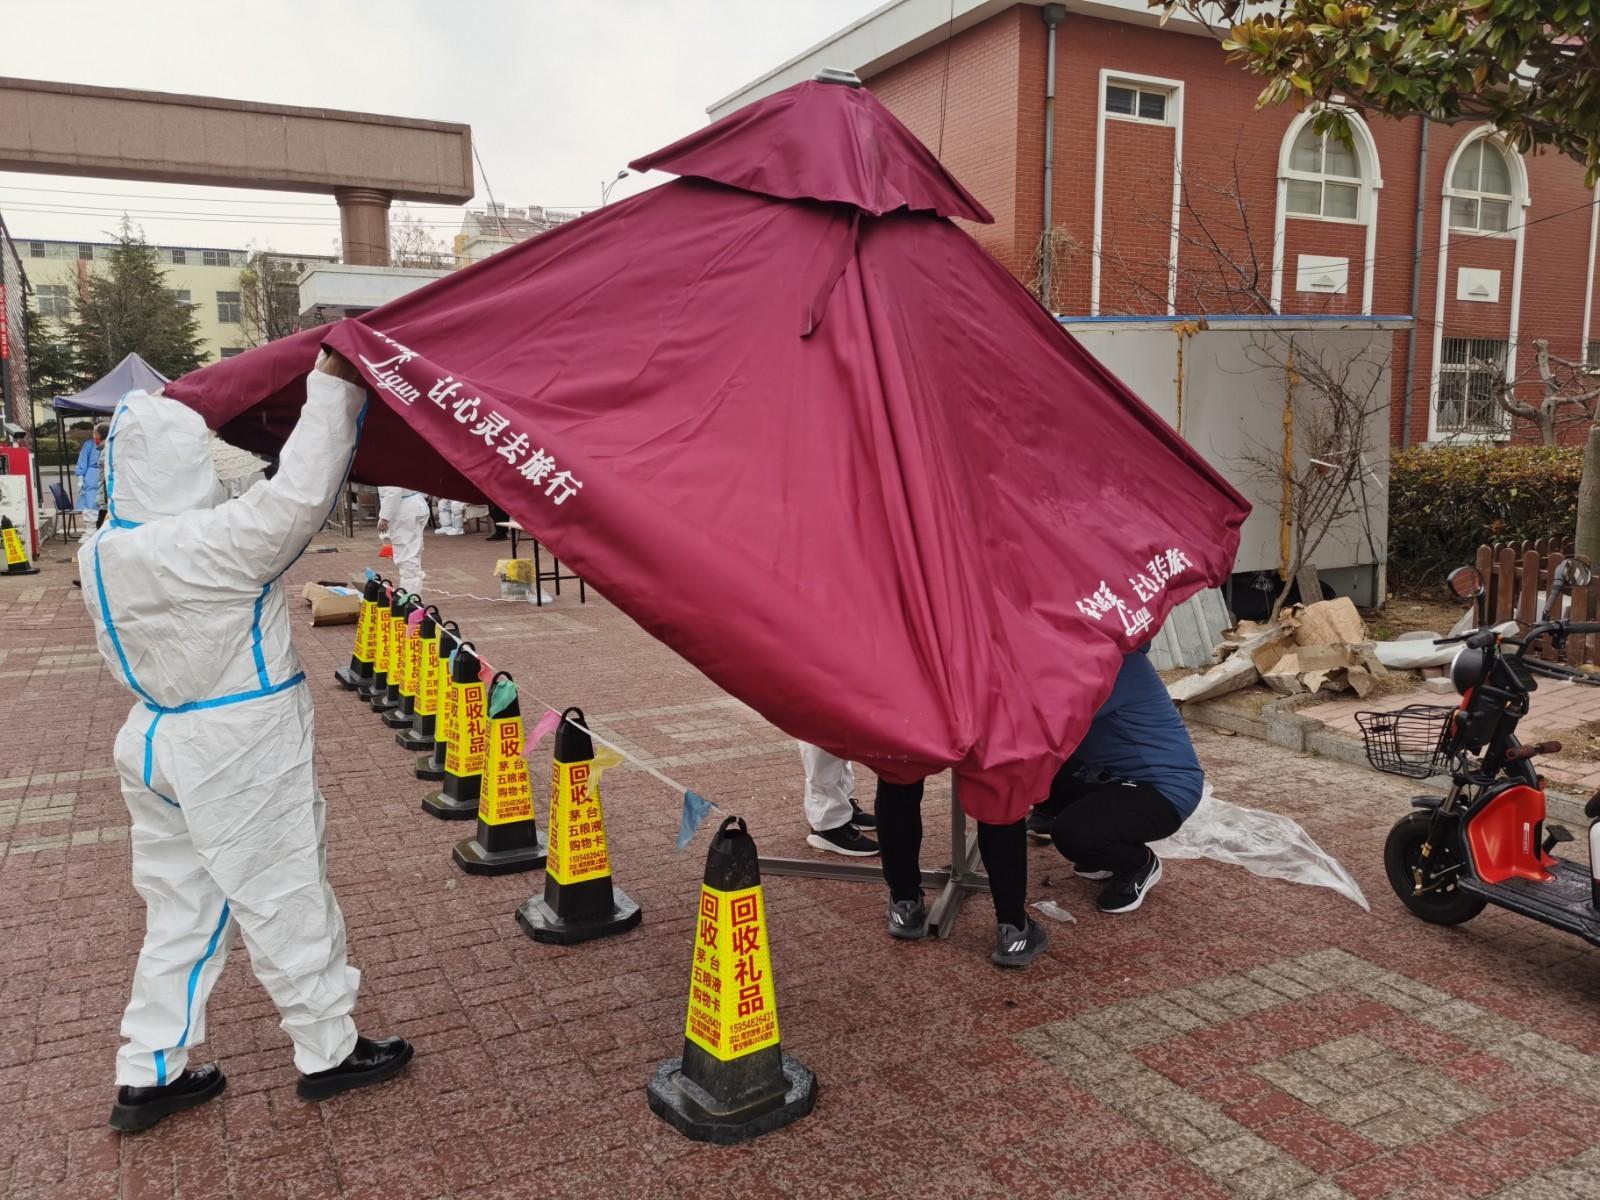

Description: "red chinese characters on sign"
546 758 612 884
683 884 780 1061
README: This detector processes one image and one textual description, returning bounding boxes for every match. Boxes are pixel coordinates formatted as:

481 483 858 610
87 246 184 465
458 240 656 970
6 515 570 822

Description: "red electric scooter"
1358 557 1600 945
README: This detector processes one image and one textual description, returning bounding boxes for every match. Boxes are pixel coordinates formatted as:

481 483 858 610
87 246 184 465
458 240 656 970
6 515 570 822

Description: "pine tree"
24 312 77 402
66 220 206 383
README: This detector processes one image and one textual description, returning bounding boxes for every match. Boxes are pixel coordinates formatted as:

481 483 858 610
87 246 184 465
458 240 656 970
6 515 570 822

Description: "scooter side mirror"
1446 565 1485 600
1543 556 1594 622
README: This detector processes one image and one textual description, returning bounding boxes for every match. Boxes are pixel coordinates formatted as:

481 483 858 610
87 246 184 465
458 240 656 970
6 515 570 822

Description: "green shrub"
1389 445 1582 588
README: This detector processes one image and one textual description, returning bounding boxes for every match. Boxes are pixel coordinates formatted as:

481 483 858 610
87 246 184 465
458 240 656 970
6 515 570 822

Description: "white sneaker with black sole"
806 822 880 857
1096 852 1162 913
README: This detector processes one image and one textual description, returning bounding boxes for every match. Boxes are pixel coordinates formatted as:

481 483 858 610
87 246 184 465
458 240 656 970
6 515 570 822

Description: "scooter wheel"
1383 812 1486 926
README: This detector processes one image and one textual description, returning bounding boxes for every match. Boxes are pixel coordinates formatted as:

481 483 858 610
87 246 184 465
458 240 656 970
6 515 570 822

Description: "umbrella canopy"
165 78 1250 820
55 352 170 415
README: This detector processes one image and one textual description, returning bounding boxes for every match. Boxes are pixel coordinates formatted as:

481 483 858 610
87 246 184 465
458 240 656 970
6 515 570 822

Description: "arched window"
1284 123 1363 221
1449 138 1514 233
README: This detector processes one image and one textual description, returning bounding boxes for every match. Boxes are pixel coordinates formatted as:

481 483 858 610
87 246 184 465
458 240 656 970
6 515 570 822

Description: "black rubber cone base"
516 888 641 945
452 830 548 875
371 695 401 714
396 728 435 753
421 790 479 820
381 708 413 729
647 1055 816 1144
4 566 40 576
334 667 367 690
416 755 445 782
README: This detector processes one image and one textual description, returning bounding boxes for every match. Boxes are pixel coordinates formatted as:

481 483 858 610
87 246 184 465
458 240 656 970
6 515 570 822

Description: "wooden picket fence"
1476 539 1596 664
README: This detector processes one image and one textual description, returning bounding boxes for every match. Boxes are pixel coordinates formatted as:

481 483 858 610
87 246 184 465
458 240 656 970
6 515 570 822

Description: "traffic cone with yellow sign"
415 621 460 780
382 599 424 730
421 640 487 820
2 516 39 577
452 673 548 874
358 581 394 705
335 575 383 691
648 816 816 1143
371 589 409 715
516 706 641 944
397 606 442 752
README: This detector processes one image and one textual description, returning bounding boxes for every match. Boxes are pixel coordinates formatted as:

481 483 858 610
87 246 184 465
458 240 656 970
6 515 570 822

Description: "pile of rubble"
1168 596 1466 705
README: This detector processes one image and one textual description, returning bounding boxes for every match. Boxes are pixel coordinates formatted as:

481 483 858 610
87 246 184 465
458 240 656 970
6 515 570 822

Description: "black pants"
1043 767 1181 875
875 778 1028 928
486 502 509 538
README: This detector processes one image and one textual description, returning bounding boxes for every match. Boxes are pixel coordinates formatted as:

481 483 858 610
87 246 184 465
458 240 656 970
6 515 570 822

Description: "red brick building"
711 0 1600 448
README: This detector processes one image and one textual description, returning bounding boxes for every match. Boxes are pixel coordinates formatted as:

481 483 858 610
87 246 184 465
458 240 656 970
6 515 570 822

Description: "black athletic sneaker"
992 917 1048 968
806 823 880 857
848 798 877 830
887 894 929 940
1025 805 1056 843
1072 864 1113 881
109 1064 226 1133
1097 852 1162 913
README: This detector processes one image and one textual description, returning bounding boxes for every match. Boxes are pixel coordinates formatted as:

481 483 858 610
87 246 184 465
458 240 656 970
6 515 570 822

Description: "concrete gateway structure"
713 0 1600 448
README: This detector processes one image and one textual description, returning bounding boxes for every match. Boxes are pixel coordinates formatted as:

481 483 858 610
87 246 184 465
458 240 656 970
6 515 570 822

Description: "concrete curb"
1182 695 1588 825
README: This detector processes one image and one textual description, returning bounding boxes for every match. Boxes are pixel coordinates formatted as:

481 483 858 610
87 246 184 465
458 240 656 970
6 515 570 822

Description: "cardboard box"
301 581 362 626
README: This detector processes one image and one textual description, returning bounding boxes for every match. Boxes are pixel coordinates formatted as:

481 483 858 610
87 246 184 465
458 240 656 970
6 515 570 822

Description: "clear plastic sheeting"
1031 899 1078 924
1148 785 1370 910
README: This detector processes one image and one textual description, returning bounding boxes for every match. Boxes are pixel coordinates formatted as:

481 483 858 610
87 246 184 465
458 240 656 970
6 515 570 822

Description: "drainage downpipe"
1040 4 1066 312
1401 118 1430 449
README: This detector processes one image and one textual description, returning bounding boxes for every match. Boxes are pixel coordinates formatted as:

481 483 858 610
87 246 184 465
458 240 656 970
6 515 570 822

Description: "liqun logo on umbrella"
356 329 584 507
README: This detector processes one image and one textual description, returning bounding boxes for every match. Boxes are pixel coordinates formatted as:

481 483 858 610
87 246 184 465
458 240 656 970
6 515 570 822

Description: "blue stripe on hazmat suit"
80 368 368 1087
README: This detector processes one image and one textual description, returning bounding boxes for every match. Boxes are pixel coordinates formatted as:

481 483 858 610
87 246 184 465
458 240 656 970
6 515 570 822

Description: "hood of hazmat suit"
80 369 371 1087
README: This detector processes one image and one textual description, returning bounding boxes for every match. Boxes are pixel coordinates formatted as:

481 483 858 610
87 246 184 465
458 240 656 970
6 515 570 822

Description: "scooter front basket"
1355 705 1457 779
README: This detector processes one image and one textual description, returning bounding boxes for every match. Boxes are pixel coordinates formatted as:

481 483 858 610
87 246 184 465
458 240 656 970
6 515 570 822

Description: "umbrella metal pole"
756 776 989 938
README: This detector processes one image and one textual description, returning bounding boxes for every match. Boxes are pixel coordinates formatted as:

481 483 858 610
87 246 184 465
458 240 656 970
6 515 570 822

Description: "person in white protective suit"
433 497 466 536
796 741 878 856
377 485 428 595
82 351 413 1134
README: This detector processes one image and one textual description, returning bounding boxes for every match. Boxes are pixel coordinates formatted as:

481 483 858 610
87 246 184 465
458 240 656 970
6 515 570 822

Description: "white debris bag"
1148 786 1369 910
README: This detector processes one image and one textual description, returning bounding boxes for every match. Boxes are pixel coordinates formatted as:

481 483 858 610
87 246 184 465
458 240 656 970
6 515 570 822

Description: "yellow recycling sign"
445 679 488 778
685 883 780 1062
415 634 439 717
2 525 26 567
545 750 621 885
354 600 376 664
478 714 534 825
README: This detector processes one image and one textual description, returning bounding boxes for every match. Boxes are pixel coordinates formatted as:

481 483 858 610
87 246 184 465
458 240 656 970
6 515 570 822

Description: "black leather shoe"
108 1064 226 1133
296 1035 414 1102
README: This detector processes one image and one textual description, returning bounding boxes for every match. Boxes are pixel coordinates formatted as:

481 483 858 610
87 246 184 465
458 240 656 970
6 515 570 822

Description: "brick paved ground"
5 529 1600 1200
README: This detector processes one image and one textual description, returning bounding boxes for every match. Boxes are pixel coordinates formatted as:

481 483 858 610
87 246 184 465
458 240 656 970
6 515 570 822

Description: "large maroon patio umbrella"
166 78 1249 821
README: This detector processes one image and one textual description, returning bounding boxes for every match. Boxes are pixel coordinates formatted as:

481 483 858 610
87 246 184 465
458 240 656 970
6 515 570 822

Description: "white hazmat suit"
378 486 428 595
434 498 465 536
798 741 854 832
81 370 367 1087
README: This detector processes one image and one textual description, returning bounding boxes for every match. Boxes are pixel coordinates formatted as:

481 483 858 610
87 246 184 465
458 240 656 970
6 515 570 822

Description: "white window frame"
1103 82 1172 127
1434 336 1510 438
35 284 70 319
1447 139 1517 238
1270 107 1384 314
1091 70 1185 316
1282 124 1367 226
1427 126 1532 443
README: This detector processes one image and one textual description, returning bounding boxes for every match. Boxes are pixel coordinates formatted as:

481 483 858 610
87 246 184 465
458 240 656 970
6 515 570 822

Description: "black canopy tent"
51 353 169 502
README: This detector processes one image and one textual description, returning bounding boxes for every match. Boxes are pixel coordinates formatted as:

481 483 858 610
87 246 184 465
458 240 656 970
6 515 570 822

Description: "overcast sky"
0 0 875 254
